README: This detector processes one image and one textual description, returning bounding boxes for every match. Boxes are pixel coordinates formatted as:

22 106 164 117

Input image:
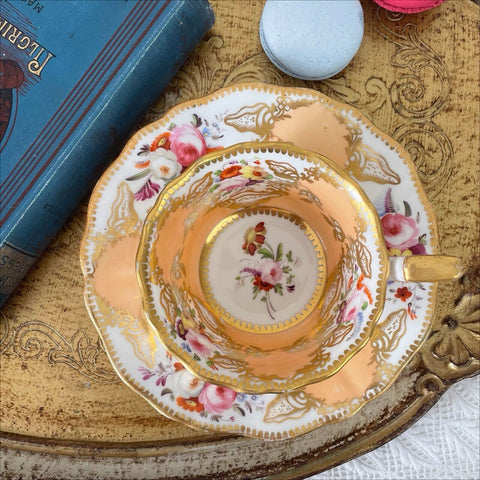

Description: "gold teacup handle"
389 255 463 282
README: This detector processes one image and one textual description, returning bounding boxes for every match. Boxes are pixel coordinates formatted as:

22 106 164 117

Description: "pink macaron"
371 0 445 13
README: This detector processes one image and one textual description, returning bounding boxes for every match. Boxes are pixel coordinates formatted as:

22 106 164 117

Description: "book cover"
0 0 215 306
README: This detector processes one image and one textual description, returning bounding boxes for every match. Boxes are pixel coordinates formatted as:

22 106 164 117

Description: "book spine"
0 0 214 306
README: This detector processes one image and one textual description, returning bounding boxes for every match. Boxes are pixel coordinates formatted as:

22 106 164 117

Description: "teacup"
137 142 461 394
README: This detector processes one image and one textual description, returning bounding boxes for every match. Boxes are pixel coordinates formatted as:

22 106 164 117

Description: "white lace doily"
308 376 480 480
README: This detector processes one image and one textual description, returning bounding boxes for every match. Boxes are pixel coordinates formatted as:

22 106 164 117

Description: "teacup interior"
200 206 326 333
140 143 387 392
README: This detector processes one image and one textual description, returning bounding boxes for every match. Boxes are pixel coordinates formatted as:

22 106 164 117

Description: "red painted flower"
242 222 266 255
150 132 171 151
253 275 275 291
220 164 242 179
173 362 184 372
176 396 204 413
395 286 412 302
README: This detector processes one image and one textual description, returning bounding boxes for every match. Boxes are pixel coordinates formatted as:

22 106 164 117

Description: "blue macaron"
259 0 364 81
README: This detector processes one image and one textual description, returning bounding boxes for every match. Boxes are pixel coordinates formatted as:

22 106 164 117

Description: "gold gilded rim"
137 141 390 394
199 207 327 334
79 81 439 437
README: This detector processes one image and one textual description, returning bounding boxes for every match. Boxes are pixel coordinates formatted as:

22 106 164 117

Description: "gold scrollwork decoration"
375 8 450 119
347 137 401 185
265 159 300 181
322 323 354 350
212 182 284 210
86 182 142 266
225 93 400 187
223 99 289 140
107 181 141 236
223 52 300 89
186 171 214 203
156 267 178 324
207 353 247 374
0 315 119 383
95 295 157 368
354 234 373 279
421 262 480 380
223 53 389 115
415 372 446 397
0 312 12 355
393 121 454 199
342 116 401 185
263 390 321 424
371 308 408 363
224 94 327 142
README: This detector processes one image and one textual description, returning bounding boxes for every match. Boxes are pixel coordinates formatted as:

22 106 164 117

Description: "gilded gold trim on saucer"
80 81 441 438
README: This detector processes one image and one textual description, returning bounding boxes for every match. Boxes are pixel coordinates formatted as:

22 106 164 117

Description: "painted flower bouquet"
236 221 298 320
126 114 223 200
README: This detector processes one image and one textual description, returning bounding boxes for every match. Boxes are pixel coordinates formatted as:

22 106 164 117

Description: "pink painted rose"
185 329 215 357
217 175 250 192
198 383 237 414
169 124 207 167
258 258 283 285
381 213 420 251
340 291 364 324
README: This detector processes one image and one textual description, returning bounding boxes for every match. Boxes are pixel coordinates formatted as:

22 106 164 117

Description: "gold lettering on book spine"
0 15 55 77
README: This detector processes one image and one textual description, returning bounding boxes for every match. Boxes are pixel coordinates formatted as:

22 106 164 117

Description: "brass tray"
1 1 478 478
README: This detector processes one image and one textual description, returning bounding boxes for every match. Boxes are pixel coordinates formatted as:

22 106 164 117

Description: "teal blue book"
0 0 215 306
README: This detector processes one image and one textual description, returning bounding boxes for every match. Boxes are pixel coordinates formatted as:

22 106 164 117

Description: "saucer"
80 83 438 440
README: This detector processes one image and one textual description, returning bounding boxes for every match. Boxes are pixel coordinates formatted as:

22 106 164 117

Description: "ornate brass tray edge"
1 372 478 480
